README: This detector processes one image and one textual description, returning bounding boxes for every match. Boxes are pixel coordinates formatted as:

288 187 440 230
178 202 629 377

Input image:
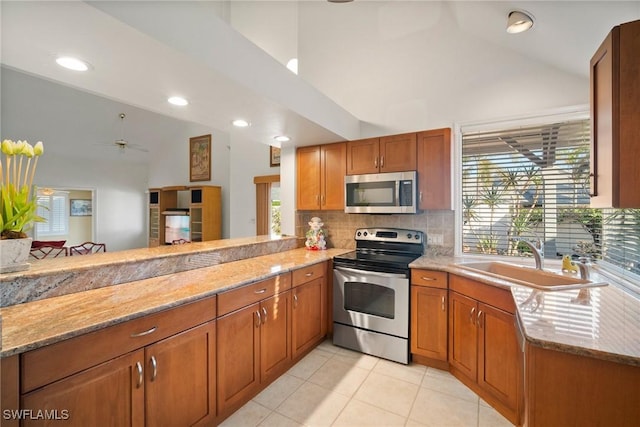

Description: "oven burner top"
333 250 421 272
333 227 425 273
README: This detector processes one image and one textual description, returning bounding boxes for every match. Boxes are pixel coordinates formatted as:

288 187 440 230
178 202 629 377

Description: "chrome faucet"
577 257 591 280
518 238 544 270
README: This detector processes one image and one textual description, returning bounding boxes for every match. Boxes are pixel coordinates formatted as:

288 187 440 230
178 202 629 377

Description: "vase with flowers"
1 139 45 273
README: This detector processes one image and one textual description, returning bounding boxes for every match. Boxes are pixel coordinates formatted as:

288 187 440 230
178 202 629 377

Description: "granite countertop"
411 255 640 367
0 247 349 357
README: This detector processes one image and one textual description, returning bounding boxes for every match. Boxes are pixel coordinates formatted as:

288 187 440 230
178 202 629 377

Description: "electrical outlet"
428 233 443 246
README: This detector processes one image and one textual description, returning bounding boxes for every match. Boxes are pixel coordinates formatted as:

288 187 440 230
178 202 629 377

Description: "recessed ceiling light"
232 119 250 127
168 96 189 106
506 10 534 34
55 56 90 71
274 135 290 143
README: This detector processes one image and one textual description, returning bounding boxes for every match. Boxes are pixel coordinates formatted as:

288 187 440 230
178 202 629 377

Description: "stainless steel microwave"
344 171 417 214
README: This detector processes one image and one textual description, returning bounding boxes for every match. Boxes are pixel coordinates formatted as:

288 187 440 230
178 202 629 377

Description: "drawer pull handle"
469 307 476 325
305 272 314 277
477 310 483 328
135 362 143 388
131 326 157 338
254 288 267 294
150 356 158 382
262 307 268 324
421 276 436 281
441 296 446 311
293 294 298 308
255 310 262 328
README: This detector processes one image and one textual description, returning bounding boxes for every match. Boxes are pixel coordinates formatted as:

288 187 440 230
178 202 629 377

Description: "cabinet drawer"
218 273 291 317
292 263 325 287
21 296 217 393
449 275 515 314
411 269 448 289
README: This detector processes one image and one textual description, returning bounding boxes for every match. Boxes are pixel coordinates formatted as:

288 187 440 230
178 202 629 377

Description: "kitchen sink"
456 261 608 291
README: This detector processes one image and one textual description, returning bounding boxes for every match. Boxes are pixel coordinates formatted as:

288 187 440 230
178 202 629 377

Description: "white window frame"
35 192 69 237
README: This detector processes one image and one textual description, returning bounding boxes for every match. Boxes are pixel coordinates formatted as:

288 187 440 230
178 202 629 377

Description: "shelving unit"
148 185 221 246
189 186 222 242
148 188 178 247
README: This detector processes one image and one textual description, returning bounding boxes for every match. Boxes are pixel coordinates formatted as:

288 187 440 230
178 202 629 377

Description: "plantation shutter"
36 193 69 236
601 208 640 282
461 119 593 260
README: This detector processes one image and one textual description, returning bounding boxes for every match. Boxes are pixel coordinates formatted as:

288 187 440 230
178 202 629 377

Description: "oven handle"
334 266 408 279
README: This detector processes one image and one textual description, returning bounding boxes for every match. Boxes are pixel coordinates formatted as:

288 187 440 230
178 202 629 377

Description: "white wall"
229 134 280 238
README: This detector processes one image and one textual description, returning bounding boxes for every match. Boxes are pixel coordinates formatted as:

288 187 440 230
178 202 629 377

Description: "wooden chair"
29 245 69 260
69 242 107 256
172 239 190 245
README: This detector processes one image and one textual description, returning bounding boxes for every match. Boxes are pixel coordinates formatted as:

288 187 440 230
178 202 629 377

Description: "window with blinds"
36 193 69 236
461 118 639 293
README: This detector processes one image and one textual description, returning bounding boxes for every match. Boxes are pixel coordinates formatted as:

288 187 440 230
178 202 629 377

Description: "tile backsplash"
295 210 455 255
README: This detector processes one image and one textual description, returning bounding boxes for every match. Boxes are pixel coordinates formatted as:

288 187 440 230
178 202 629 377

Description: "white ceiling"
2 1 639 157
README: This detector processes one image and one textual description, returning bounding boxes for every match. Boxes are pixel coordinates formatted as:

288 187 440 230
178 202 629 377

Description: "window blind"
36 193 68 236
462 119 594 259
462 118 640 294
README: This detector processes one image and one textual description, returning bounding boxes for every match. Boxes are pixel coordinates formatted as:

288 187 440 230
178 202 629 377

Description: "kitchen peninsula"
1 236 349 426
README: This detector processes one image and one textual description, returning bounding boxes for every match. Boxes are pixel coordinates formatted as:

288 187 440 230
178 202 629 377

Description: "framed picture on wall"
70 199 92 216
270 146 281 167
190 134 211 182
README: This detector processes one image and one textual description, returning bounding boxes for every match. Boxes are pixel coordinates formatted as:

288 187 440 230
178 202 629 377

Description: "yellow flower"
33 141 44 156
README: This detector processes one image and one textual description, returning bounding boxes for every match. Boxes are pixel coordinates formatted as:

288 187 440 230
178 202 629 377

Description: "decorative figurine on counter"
305 217 326 250
562 254 579 274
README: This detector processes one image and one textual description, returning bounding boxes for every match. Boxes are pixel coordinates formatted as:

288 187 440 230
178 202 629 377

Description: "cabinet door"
297 146 322 210
477 303 520 413
379 133 417 173
410 286 447 361
292 278 326 359
346 138 380 175
22 350 145 427
448 291 477 380
321 143 346 210
145 322 216 427
217 303 260 415
260 291 291 383
417 128 451 210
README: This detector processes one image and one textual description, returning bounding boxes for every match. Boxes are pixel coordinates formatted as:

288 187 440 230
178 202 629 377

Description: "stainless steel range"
333 227 425 364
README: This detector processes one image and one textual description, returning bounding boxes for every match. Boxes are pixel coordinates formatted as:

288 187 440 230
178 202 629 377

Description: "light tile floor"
220 340 515 427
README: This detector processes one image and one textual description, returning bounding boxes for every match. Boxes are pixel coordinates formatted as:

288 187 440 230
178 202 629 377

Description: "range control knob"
406 233 412 239
356 231 362 237
415 234 420 240
363 231 368 236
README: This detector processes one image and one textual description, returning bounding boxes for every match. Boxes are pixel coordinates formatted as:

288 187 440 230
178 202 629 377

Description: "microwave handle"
395 180 400 206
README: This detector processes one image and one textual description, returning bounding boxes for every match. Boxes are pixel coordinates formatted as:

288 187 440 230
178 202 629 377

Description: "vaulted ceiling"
2 1 639 159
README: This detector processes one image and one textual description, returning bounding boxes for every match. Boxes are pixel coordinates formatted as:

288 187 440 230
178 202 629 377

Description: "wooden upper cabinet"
590 19 640 208
296 143 346 210
297 146 322 210
417 128 451 210
347 133 416 175
346 138 380 175
321 143 347 210
379 133 417 173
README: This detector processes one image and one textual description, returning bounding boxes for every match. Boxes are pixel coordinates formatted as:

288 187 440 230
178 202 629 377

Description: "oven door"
333 265 409 338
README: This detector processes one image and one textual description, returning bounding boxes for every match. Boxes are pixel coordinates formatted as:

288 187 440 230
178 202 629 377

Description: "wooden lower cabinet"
216 290 292 418
22 350 144 427
145 322 216 427
21 321 217 427
525 344 640 427
448 275 522 426
216 303 261 415
410 269 448 368
292 277 327 360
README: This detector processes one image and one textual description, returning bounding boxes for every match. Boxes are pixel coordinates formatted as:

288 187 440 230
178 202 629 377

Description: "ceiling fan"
98 113 149 153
